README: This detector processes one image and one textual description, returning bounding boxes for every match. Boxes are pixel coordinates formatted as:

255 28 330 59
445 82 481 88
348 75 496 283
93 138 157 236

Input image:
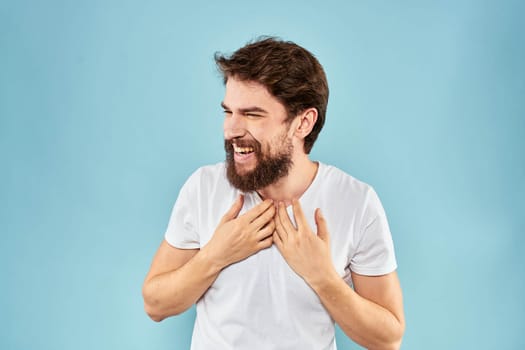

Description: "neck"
257 154 318 205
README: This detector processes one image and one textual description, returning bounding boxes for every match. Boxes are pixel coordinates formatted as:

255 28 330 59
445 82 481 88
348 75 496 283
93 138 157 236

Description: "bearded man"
142 37 405 350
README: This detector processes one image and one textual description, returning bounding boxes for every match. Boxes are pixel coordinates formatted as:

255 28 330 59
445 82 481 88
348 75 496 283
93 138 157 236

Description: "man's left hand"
273 200 337 285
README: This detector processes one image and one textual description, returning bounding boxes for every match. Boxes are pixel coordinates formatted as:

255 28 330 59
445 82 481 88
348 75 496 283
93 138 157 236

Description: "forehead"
223 78 286 113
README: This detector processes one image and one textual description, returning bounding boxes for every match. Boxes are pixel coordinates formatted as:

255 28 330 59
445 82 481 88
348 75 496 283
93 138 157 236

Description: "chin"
235 163 256 176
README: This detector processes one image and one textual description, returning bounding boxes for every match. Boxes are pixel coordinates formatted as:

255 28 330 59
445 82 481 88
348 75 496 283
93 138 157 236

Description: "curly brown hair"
215 37 329 154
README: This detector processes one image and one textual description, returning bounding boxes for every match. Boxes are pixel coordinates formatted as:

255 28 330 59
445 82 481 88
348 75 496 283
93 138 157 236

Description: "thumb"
315 208 330 243
220 195 244 224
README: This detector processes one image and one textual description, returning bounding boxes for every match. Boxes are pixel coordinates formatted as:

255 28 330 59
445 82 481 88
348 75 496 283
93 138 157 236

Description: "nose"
223 113 246 140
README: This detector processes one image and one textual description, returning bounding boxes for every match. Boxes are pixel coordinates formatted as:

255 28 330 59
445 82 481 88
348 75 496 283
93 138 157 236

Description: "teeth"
233 143 254 154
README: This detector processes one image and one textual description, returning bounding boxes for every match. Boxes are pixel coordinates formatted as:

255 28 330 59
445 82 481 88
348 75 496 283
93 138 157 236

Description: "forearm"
310 272 404 350
142 248 223 322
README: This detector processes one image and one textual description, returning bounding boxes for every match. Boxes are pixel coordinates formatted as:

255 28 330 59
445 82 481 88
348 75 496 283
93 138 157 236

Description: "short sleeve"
164 171 201 249
350 188 397 276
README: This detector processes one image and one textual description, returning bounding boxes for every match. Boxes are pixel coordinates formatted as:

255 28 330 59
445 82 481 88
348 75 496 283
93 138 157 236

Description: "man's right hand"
202 195 275 268
143 195 275 321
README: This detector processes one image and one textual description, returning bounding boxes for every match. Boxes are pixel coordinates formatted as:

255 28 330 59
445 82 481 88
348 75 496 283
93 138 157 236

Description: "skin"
143 77 405 349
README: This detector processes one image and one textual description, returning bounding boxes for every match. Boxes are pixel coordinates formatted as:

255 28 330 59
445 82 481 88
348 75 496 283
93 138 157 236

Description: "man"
143 37 405 350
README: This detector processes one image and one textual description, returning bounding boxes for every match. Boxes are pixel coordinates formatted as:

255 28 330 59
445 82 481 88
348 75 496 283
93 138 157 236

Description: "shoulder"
190 162 226 178
316 162 386 223
181 162 236 199
184 162 228 187
317 162 376 200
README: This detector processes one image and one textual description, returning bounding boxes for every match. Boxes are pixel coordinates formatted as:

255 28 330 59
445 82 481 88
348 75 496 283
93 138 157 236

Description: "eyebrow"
221 102 268 114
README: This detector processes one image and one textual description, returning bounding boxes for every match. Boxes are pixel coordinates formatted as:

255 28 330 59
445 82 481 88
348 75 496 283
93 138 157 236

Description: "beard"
224 135 294 192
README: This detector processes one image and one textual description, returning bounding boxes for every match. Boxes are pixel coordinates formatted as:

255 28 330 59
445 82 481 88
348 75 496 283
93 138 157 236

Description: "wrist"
198 244 228 274
306 266 341 292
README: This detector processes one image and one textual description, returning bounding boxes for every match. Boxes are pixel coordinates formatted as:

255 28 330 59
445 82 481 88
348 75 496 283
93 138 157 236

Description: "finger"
272 230 283 251
291 199 307 231
250 205 275 231
274 212 288 242
256 219 275 241
315 208 330 243
257 234 273 250
220 195 244 224
242 199 274 222
277 201 296 234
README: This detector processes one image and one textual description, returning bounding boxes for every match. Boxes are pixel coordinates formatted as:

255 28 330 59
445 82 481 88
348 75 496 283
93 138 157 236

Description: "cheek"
262 133 285 154
248 125 265 142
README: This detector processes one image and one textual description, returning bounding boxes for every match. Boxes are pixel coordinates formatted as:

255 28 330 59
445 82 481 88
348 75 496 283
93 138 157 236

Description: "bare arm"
142 242 217 321
310 270 405 350
142 195 275 322
274 201 405 349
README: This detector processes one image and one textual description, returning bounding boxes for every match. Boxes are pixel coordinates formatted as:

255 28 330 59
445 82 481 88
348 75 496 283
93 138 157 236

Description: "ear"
292 108 318 140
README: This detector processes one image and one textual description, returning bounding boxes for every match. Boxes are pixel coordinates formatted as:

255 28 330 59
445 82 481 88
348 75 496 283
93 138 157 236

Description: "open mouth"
232 143 255 155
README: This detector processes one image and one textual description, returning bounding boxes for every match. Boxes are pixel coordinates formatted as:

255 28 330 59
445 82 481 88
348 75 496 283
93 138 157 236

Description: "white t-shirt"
165 162 397 350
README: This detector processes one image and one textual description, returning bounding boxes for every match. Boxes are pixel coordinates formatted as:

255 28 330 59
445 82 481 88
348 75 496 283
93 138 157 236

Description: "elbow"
144 303 166 323
143 299 187 322
372 339 403 350
385 320 406 350
142 282 167 322
370 319 405 350
383 340 403 350
384 340 404 350
145 304 186 322
396 317 406 348
142 282 186 322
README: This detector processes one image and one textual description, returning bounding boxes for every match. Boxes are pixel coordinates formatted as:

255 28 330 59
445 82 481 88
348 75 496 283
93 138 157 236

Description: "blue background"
2 0 524 349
